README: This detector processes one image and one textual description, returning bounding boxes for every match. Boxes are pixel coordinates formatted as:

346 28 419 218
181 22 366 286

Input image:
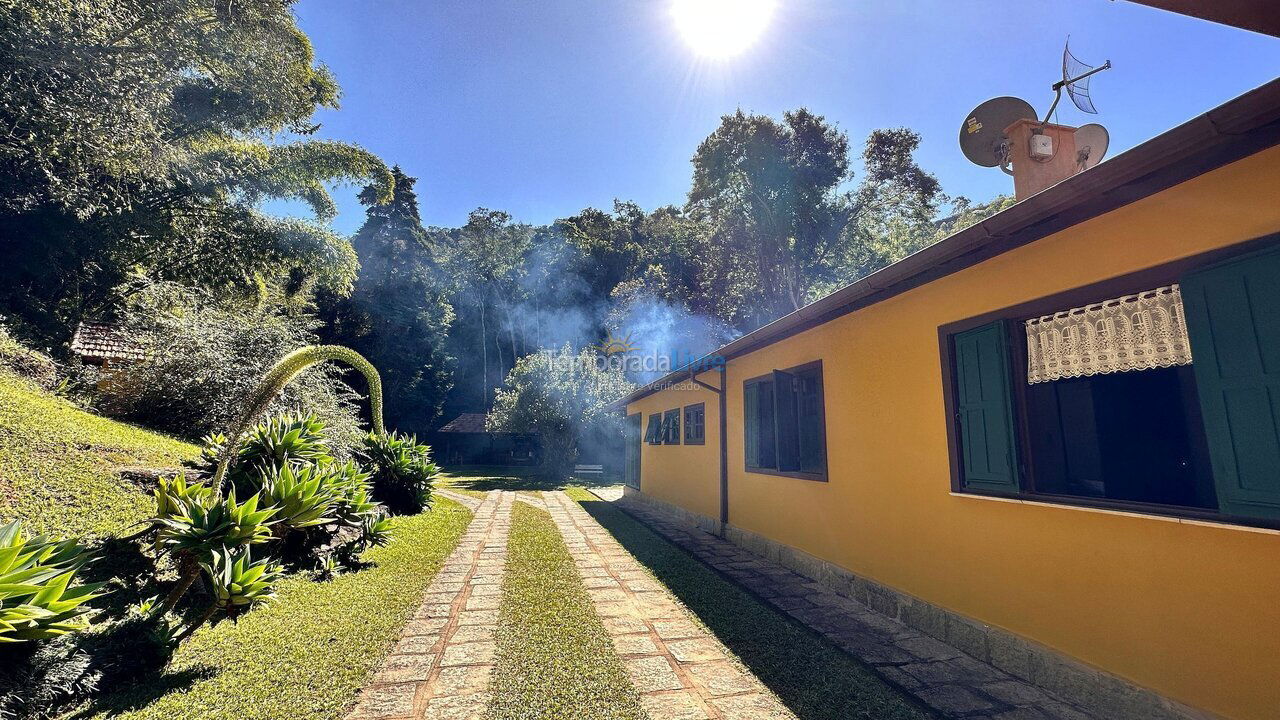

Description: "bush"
358 431 438 515
0 322 57 388
0 520 102 643
92 283 364 450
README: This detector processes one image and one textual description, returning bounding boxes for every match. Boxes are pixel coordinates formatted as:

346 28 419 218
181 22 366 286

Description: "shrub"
92 283 364 449
258 463 339 534
0 521 103 643
358 431 438 514
235 414 332 478
177 547 282 640
156 489 277 611
0 323 57 389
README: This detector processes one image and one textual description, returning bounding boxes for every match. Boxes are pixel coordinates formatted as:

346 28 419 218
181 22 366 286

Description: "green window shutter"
953 321 1021 493
797 370 825 474
773 369 801 471
1181 246 1280 521
625 414 642 489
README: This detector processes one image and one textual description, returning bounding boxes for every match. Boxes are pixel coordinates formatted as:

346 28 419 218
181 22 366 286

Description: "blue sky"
285 0 1280 234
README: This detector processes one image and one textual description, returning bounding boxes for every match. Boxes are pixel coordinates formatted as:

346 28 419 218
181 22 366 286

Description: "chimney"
1003 118 1080 200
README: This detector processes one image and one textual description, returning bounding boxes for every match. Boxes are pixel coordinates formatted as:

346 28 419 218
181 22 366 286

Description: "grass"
0 374 196 539
79 498 473 720
439 466 621 494
565 488 931 720
485 501 645 720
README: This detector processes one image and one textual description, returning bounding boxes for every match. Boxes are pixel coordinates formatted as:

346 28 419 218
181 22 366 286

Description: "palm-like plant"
152 472 212 524
177 547 282 640
236 414 332 478
259 462 339 532
156 489 277 611
328 460 377 527
0 521 103 643
358 431 437 514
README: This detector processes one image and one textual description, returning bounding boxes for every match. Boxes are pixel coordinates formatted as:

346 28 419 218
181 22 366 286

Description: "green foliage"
0 0 391 343
84 502 472 720
200 547 282 618
152 473 212 524
328 461 378 527
235 414 332 478
358 432 438 515
156 489 276 559
258 464 339 532
320 168 455 435
488 347 634 480
0 324 57 389
211 344 385 492
95 284 364 447
0 521 103 643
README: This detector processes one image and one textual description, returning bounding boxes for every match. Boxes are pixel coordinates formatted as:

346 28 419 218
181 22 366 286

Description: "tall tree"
0 0 391 343
687 109 943 329
432 209 533 411
321 167 455 434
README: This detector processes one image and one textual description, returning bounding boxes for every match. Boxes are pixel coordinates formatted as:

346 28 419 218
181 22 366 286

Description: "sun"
671 0 776 59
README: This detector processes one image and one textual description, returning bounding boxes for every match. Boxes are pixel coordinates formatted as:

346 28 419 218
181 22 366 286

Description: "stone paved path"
435 488 483 511
347 491 512 720
543 491 796 720
612 496 1099 720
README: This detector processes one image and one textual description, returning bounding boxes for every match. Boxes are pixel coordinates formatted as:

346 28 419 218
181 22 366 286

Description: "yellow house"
615 78 1280 720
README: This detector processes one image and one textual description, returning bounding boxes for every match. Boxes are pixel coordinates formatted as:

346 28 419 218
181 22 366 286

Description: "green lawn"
565 488 931 720
485 501 645 720
80 499 473 720
0 374 196 539
439 466 620 494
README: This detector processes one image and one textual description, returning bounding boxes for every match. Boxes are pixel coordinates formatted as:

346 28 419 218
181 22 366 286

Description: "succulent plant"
358 431 437 515
0 521 103 643
259 462 339 532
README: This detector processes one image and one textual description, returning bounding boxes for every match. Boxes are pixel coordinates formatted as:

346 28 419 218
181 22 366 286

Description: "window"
744 361 826 479
644 414 662 445
684 403 706 445
662 408 681 445
946 242 1280 526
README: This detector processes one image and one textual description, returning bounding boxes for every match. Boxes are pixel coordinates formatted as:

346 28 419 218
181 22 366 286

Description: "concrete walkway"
347 491 513 720
611 496 1099 720
543 491 796 720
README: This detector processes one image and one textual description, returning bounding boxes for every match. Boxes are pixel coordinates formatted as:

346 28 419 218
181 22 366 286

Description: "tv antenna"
1044 38 1111 123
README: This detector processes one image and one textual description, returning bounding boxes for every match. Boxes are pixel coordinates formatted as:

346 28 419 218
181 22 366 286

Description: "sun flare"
671 0 776 59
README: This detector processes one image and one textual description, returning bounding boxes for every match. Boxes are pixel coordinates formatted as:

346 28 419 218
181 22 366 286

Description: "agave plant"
152 472 212 524
358 431 437 514
177 547 282 640
358 512 393 549
0 521 103 643
156 489 277 611
259 462 340 533
328 461 377 527
235 414 332 481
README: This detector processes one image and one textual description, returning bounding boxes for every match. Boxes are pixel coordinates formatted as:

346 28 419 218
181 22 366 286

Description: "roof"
69 322 147 362
438 413 489 433
615 77 1280 409
1124 0 1280 37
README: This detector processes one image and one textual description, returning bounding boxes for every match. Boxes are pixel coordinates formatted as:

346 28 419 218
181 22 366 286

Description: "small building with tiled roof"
69 322 147 367
432 413 538 467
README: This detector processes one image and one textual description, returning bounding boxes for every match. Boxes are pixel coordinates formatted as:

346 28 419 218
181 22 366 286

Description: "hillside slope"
0 374 196 539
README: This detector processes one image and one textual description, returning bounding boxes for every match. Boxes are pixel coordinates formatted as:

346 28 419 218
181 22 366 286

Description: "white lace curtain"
1025 284 1193 384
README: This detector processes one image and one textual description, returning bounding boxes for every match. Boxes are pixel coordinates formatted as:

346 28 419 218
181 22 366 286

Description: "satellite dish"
1074 123 1109 170
960 97 1037 168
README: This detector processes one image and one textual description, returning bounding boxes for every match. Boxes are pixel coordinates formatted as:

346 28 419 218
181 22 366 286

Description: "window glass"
684 404 705 444
745 366 824 477
662 408 681 445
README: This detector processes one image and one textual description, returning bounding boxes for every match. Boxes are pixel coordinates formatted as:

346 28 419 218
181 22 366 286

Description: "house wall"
628 371 721 523
627 144 1280 720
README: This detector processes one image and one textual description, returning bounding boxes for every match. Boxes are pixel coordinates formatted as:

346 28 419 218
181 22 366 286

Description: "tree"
432 209 534 411
687 109 944 329
487 347 634 480
320 167 455 434
0 0 391 344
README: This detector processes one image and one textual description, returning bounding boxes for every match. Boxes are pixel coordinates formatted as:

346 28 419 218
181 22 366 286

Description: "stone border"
617 488 1212 720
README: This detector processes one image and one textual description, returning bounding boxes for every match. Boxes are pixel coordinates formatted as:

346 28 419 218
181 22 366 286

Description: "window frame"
683 402 706 445
743 359 828 482
644 414 662 445
939 235 1280 531
662 408 681 445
